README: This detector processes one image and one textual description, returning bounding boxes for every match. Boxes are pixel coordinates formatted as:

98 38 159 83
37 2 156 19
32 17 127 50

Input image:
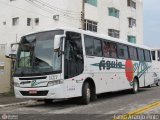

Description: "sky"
143 0 160 48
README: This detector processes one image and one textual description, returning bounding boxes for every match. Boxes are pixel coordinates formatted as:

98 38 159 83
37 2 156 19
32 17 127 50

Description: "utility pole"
81 0 85 30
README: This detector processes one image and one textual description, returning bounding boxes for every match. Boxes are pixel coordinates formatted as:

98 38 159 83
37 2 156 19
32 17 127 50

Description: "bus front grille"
20 90 48 96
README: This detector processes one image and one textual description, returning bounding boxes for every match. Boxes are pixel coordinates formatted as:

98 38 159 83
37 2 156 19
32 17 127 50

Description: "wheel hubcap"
87 88 91 99
134 82 138 92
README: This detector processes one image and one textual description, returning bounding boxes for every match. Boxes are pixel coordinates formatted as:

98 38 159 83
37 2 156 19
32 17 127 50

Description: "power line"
26 0 81 20
0 1 80 27
25 0 81 20
34 0 80 15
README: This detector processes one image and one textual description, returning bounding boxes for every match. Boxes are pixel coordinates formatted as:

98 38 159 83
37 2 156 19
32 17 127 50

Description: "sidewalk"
0 93 31 107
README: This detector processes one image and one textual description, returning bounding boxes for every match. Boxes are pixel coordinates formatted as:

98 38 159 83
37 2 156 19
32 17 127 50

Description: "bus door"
64 32 84 80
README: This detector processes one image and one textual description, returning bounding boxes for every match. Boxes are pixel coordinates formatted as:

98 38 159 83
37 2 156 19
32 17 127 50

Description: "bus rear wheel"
81 82 91 105
132 79 139 94
156 81 160 86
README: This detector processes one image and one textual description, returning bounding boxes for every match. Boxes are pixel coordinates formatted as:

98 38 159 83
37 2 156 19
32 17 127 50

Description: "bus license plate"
29 90 37 94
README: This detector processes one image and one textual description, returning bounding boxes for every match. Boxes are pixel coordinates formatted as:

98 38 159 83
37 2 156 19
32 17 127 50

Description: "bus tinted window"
94 39 102 57
103 41 110 57
103 41 117 58
84 35 102 57
151 51 155 60
84 36 94 56
158 51 160 61
137 48 145 61
110 43 117 58
117 44 129 59
144 50 151 62
129 46 138 60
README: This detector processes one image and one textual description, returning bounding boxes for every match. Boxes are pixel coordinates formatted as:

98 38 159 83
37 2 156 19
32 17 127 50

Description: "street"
0 86 160 120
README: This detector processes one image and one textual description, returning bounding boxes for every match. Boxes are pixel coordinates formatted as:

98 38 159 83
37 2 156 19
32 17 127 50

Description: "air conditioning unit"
53 15 59 21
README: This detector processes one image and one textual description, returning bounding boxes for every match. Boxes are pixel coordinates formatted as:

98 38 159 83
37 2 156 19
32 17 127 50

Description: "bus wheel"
132 79 139 94
147 84 152 88
81 82 91 105
44 99 53 104
156 81 160 86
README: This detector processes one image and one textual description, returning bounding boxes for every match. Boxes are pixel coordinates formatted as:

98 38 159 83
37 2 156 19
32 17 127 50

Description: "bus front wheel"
44 99 53 104
81 82 91 105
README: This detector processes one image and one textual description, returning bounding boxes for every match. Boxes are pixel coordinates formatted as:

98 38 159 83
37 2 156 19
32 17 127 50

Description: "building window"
128 36 136 43
128 18 136 28
85 0 97 7
27 18 32 26
108 8 119 18
84 20 97 32
12 17 19 26
3 21 6 25
108 29 120 38
35 18 39 25
127 0 136 9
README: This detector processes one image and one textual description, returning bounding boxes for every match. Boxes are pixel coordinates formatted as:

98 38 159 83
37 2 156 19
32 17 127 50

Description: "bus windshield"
14 30 64 76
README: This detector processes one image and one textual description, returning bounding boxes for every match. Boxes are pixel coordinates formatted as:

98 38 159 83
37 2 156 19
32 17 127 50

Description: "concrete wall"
0 55 11 93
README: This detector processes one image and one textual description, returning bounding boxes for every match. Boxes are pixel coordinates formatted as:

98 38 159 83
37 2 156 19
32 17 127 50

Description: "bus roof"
25 27 151 50
151 48 160 51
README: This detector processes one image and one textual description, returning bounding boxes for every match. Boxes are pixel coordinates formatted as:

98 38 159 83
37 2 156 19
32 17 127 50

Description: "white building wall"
0 0 143 46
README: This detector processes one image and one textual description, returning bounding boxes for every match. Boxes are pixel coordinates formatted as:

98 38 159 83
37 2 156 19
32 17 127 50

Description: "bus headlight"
47 80 64 87
14 82 20 87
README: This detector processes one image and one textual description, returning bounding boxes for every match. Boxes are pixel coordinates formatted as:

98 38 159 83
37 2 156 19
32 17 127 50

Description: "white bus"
151 48 160 86
13 28 154 104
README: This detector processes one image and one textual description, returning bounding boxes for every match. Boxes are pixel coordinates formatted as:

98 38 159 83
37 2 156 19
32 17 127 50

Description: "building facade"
0 0 143 93
0 0 143 50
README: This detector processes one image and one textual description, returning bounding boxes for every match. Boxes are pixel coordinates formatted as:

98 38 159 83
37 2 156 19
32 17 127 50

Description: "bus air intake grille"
20 91 48 96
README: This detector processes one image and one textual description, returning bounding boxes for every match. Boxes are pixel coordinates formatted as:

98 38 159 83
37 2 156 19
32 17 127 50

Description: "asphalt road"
0 86 160 120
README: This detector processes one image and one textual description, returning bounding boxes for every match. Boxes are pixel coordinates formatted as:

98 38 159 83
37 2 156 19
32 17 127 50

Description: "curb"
0 100 37 108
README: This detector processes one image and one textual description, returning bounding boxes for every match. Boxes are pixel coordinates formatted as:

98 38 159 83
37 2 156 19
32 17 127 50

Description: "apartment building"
0 0 143 51
0 0 143 93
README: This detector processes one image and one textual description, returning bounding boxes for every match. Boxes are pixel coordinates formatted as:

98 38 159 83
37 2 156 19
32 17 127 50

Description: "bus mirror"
5 43 19 59
54 35 65 51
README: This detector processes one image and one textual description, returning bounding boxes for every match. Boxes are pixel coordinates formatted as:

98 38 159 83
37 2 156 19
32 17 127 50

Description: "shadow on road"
25 87 153 108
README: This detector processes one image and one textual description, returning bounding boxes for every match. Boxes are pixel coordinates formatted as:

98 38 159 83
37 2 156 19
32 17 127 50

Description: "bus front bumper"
14 84 66 99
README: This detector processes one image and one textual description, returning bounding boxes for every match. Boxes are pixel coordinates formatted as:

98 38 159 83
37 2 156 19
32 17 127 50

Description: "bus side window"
144 50 151 62
151 51 155 61
158 51 160 61
117 44 129 59
84 35 102 57
103 41 110 58
137 48 145 61
102 41 117 58
94 39 102 57
110 42 117 58
84 36 94 56
129 46 138 61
